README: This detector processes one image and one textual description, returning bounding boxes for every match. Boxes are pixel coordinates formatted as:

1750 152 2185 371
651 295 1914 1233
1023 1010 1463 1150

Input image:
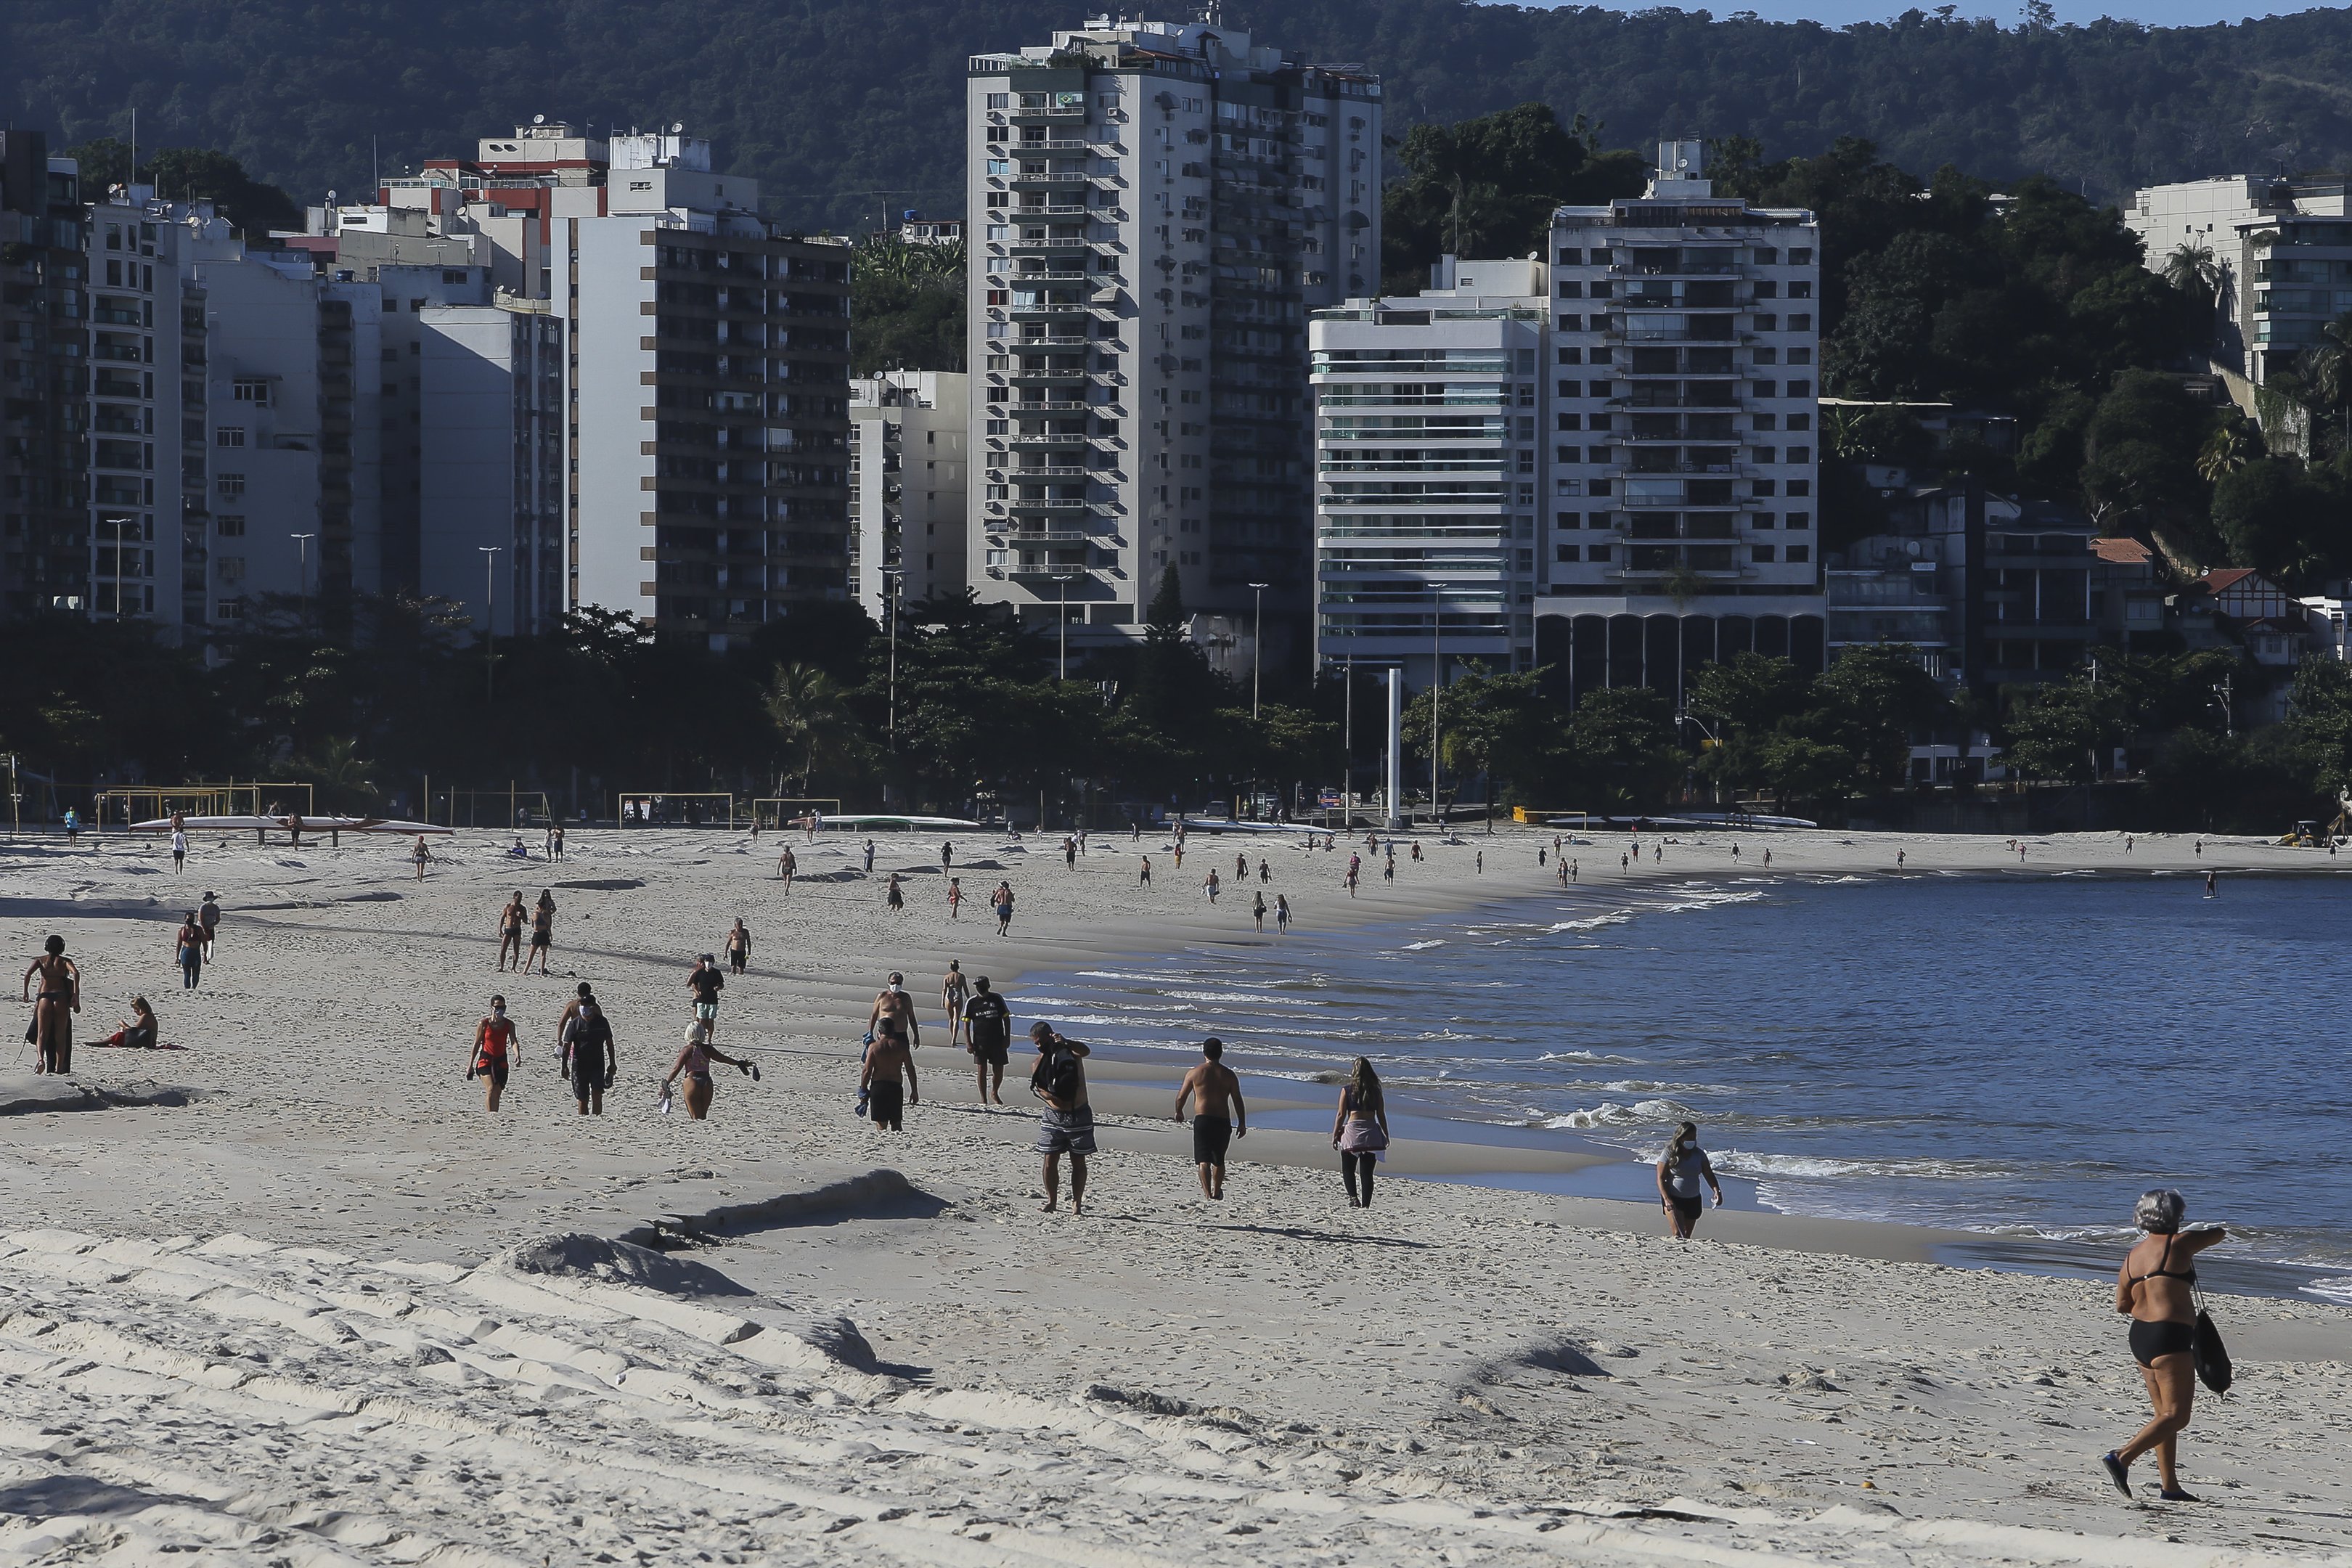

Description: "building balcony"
1008 239 1104 256
1007 366 1093 381
1008 138 1098 153
1007 430 1096 446
1009 171 1092 188
998 465 1096 480
1006 497 1094 512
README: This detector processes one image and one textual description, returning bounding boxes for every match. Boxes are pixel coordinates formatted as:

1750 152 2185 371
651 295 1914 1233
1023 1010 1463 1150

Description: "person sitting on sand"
2103 1188 2227 1503
1333 1058 1391 1208
661 1020 753 1121
21 934 79 1076
1030 1021 1095 1214
105 996 158 1050
1175 1037 1247 1201
1657 1120 1724 1240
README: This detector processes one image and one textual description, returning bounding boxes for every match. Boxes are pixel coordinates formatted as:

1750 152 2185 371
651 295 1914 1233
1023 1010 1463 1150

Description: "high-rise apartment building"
82 188 209 631
849 370 968 622
417 298 565 633
2124 175 2352 388
568 132 852 648
965 18 1379 656
1535 142 1824 703
1310 258 1548 686
1 132 90 620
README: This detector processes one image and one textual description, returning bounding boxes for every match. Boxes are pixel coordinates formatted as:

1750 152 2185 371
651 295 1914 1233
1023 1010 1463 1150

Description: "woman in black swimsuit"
20 934 79 1074
2104 1188 2226 1503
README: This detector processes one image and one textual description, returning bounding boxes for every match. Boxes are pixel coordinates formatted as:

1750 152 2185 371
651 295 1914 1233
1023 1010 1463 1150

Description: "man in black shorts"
1173 1036 1247 1201
563 997 616 1116
861 1021 917 1132
962 976 1012 1105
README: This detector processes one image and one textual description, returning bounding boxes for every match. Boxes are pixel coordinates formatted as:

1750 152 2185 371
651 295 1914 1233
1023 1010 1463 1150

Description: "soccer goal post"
616 791 738 828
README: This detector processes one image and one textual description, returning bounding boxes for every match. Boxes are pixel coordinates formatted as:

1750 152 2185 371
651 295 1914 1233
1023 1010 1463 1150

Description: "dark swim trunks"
1193 1114 1232 1167
868 1079 905 1130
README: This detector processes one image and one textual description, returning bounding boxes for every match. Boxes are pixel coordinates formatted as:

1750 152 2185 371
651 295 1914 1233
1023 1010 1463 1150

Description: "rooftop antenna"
128 106 136 195
372 134 379 197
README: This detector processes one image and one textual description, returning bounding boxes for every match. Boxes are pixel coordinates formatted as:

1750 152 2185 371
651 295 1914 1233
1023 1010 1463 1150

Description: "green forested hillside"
10 0 2352 229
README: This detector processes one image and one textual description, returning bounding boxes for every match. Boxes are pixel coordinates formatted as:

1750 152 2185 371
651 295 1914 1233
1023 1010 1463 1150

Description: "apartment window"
1556 543 1580 562
1789 281 1813 299
1556 316 1580 333
986 159 1010 176
1787 512 1812 529
1556 412 1580 430
216 596 246 621
1790 314 1813 331
1789 248 1813 264
1754 314 1778 331
1752 446 1776 463
1556 248 1580 264
987 93 1010 109
1754 513 1776 528
1753 246 1778 264
1787 544 1810 563
1787 380 1812 399
986 224 1010 242
1588 543 1610 562
216 555 247 584
1753 381 1777 399
1788 446 1811 463
1557 280 1583 298
1556 445 1580 463
1754 281 1777 299
1752 544 1776 563
1787 479 1811 497
216 515 245 537
233 378 271 405
216 473 245 499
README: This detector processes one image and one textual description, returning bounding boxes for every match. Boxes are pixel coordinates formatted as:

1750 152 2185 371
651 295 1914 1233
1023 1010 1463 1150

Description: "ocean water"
1019 870 2352 1304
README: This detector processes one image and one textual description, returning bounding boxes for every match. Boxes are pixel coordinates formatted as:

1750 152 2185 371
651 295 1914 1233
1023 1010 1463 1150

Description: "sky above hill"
1577 0 2335 25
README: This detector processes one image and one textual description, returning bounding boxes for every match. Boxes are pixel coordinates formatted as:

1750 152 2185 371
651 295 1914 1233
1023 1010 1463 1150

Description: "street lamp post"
478 546 500 703
1247 581 1268 719
101 515 134 622
290 531 317 626
1055 573 1078 682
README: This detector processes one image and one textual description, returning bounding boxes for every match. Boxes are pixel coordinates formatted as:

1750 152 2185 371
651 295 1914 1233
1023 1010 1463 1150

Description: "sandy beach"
2 818 2349 1567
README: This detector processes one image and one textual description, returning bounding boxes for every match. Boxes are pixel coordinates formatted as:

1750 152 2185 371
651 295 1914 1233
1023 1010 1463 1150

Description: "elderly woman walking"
2103 1188 2226 1503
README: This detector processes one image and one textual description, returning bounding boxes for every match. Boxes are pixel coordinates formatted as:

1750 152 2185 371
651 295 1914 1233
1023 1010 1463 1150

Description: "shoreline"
7 822 2352 1559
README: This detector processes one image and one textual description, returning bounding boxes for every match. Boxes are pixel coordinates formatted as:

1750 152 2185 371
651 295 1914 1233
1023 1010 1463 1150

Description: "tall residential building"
849 370 969 622
1 132 90 620
965 18 1379 657
1535 142 1824 704
1310 258 1548 686
417 298 565 633
83 188 212 632
568 131 852 648
2125 175 2352 388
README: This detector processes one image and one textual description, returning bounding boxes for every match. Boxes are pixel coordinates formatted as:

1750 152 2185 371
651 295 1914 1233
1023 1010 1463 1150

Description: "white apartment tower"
965 18 1379 655
849 370 969 622
1535 142 1825 703
1310 258 1548 686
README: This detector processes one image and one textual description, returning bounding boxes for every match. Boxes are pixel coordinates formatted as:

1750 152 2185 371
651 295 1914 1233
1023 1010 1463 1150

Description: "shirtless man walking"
496 891 526 972
1029 1021 1094 1214
776 844 797 891
859 1024 918 1132
867 972 920 1050
1173 1036 1247 1201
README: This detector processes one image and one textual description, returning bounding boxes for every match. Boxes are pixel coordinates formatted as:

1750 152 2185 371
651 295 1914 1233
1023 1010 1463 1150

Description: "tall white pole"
1384 668 1403 830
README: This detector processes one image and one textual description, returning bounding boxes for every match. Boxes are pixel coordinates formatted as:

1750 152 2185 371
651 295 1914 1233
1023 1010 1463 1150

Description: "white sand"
1 820 2348 1567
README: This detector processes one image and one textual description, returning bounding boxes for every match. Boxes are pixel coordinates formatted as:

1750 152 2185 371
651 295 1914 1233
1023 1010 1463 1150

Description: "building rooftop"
2092 536 2155 565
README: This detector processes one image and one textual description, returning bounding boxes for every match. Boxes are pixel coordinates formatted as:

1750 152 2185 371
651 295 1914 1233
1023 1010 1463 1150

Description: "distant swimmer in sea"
1174 1036 1246 1201
1333 1058 1390 1209
21 934 79 1075
2103 1188 2227 1503
1657 1120 1724 1241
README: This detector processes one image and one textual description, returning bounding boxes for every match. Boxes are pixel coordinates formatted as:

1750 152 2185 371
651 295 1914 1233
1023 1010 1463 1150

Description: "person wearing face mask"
469 995 520 1112
1657 1120 1724 1241
866 972 920 1050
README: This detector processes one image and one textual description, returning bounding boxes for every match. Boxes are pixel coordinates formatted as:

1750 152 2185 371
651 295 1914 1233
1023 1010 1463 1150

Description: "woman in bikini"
661 1020 753 1120
105 996 159 1050
1331 1058 1391 1209
20 935 80 1074
176 912 205 989
524 891 555 976
2103 1188 2226 1503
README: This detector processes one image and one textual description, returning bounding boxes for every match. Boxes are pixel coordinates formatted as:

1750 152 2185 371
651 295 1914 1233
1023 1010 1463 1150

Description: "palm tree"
2194 420 2255 483
763 663 852 795
2163 241 2227 351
